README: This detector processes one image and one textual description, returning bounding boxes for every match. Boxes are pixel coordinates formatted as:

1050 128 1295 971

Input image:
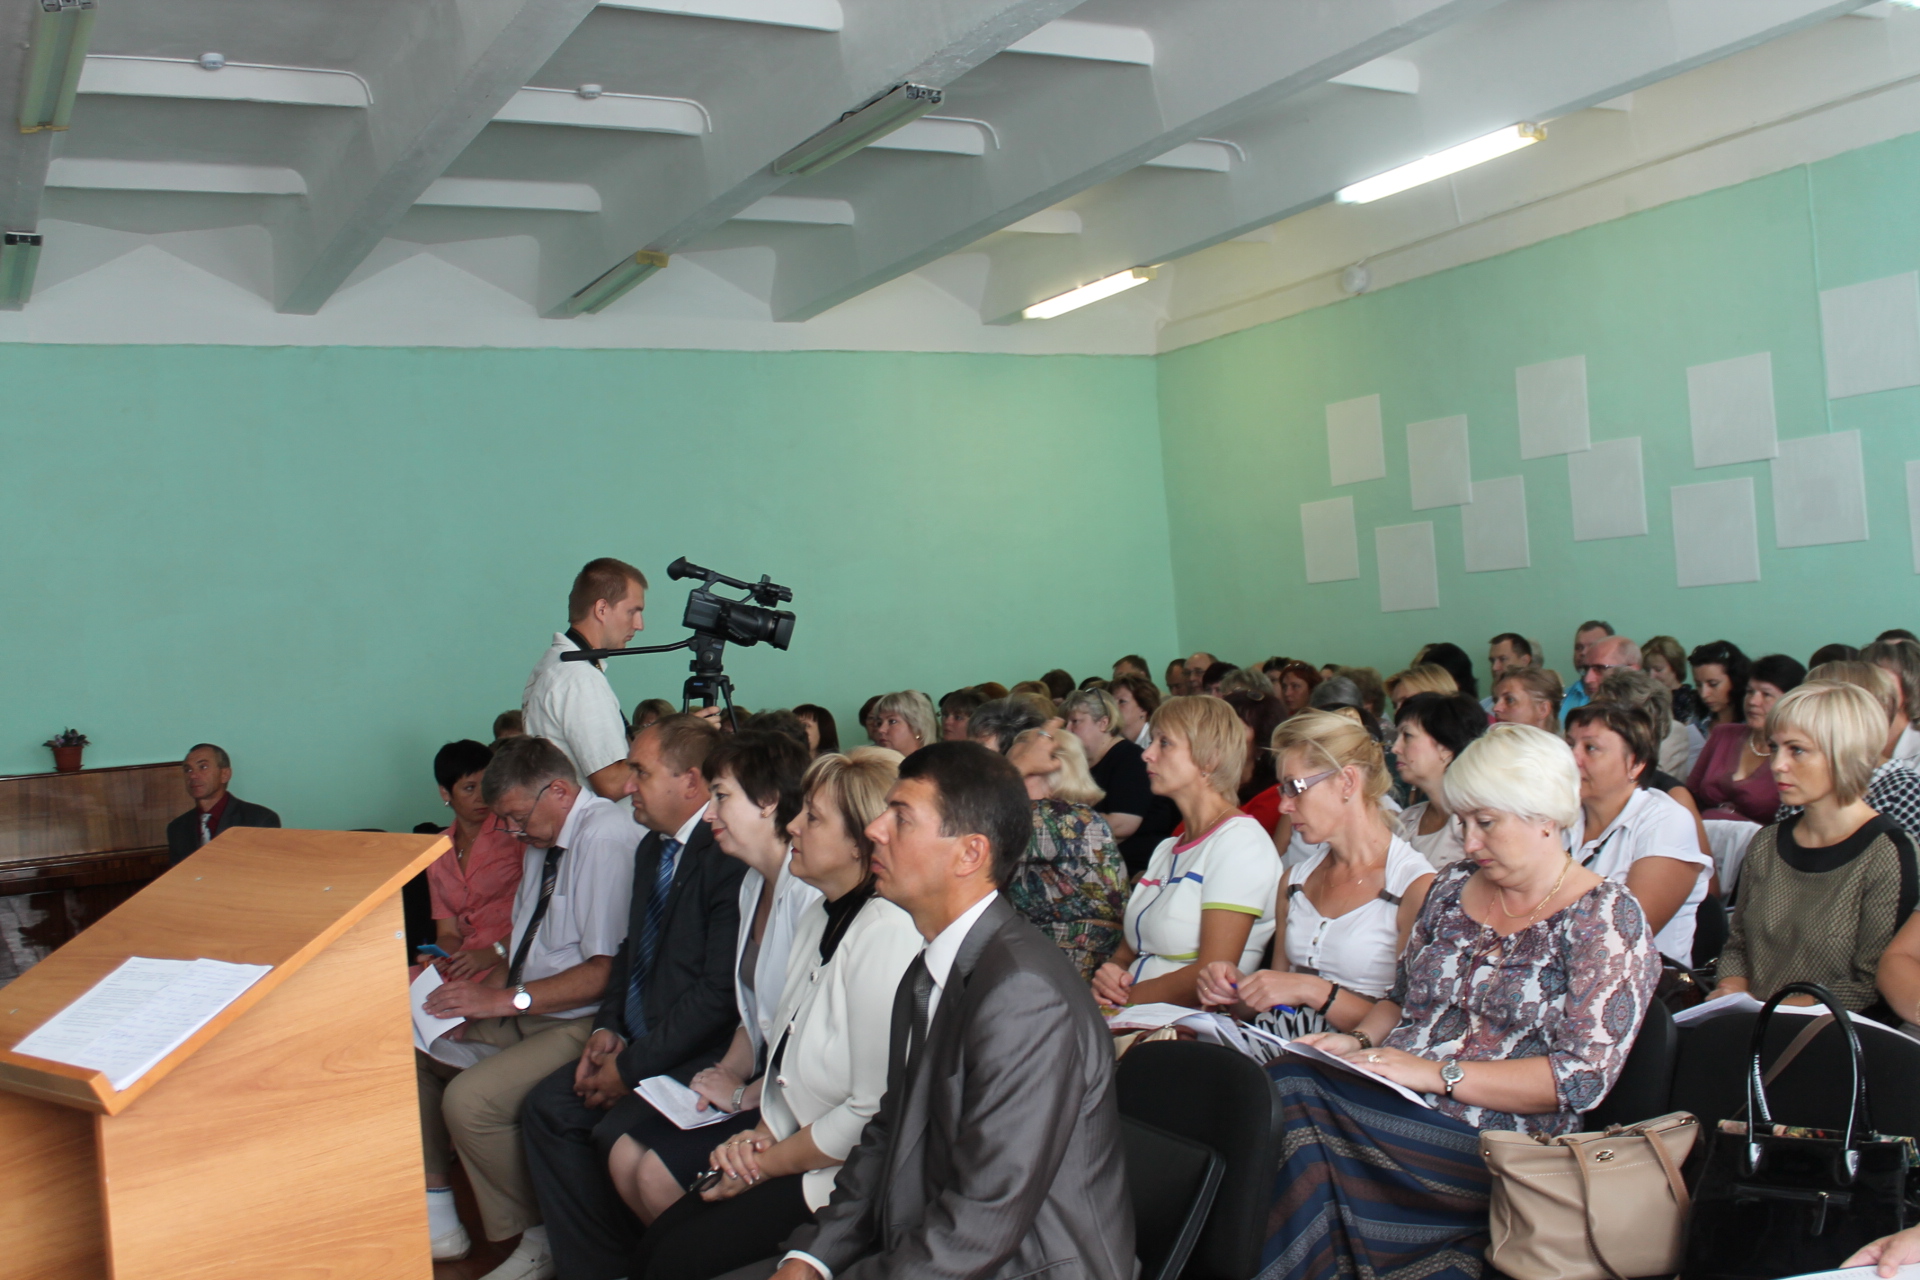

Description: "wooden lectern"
0 826 447 1280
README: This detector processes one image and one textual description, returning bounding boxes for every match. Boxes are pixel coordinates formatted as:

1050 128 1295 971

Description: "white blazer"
735 854 822 1069
759 892 924 1210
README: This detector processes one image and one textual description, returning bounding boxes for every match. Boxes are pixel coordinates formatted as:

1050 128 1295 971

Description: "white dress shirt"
503 791 639 1018
522 631 630 781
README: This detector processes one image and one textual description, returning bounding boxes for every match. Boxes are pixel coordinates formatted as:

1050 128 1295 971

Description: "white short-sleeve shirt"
523 632 631 781
1571 787 1712 965
1284 835 1432 998
1395 801 1466 871
506 792 639 1018
1122 814 1281 982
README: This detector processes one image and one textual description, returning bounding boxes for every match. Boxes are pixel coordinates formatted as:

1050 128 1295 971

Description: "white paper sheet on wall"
1568 437 1647 541
1300 497 1360 583
1407 415 1473 509
1462 476 1530 572
1376 522 1439 612
1326 394 1386 486
1516 355 1591 459
1687 352 1779 468
1820 272 1920 399
1672 477 1761 587
1909 461 1920 575
1773 431 1867 548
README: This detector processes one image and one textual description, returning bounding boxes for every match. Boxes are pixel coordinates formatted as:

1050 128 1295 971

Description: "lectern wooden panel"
0 826 447 1280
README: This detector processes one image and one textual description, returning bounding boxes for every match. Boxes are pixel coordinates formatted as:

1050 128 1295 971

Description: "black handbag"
1683 983 1910 1280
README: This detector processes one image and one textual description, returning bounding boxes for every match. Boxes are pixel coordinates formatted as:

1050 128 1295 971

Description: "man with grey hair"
1590 642 1704 775
415 735 637 1270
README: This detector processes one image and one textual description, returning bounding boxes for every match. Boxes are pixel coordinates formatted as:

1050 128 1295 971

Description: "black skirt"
599 1093 762 1187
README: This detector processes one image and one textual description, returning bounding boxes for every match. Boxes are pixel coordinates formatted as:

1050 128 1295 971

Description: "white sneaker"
478 1235 556 1280
430 1221 471 1261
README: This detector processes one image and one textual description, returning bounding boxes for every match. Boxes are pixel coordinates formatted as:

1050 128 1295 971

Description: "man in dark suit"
747 741 1133 1280
522 713 746 1280
164 743 280 865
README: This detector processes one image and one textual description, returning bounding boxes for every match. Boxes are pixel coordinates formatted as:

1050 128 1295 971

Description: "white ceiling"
0 0 1892 345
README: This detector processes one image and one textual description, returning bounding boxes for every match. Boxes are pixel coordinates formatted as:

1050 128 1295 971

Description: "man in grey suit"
739 740 1133 1280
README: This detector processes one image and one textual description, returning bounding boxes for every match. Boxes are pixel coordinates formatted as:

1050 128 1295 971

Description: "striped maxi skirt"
1256 1061 1491 1280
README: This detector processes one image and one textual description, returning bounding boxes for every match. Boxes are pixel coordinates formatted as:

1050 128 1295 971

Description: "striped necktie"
506 845 564 988
625 836 681 1039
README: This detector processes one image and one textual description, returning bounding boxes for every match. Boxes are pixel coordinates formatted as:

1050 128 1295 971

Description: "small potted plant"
44 729 89 773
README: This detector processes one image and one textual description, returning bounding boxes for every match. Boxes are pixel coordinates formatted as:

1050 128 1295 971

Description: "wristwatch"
1439 1058 1464 1098
511 985 532 1013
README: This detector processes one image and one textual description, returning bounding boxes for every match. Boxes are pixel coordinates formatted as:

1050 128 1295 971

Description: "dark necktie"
626 836 682 1038
505 845 564 988
905 954 935 1063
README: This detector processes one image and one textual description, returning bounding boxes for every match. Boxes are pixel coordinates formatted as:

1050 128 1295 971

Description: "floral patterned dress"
1007 799 1131 982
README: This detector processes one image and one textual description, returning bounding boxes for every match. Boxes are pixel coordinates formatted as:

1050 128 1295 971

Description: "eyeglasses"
497 781 557 839
1279 769 1339 799
1582 662 1629 676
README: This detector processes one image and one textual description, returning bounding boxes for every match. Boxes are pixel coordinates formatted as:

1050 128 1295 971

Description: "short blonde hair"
1061 688 1123 739
1270 710 1390 811
872 690 937 752
1767 681 1887 806
1148 695 1245 801
1442 723 1581 831
801 748 903 868
1038 727 1105 806
1808 661 1901 723
1389 663 1459 701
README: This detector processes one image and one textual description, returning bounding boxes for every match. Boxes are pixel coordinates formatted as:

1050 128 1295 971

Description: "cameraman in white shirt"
524 558 648 799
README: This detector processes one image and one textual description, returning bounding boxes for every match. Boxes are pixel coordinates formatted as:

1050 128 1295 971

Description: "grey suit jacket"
788 894 1133 1280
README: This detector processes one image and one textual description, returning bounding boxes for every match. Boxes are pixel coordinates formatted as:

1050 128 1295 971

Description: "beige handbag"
1481 1111 1698 1280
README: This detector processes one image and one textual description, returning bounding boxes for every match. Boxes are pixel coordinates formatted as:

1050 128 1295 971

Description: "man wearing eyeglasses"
415 736 637 1273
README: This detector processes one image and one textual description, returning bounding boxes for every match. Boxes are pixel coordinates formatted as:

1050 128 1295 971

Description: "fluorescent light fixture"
773 83 942 176
0 233 44 310
1336 123 1543 204
19 0 96 133
1022 267 1155 320
565 250 669 315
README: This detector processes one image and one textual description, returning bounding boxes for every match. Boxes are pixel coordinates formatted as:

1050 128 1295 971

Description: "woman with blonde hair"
1386 663 1458 712
1093 696 1282 1007
1003 725 1131 979
867 690 937 757
1491 666 1562 733
1197 711 1435 1039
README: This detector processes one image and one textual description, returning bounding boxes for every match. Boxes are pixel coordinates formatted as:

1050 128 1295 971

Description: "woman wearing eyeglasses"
1196 711 1435 1040
1092 697 1282 1008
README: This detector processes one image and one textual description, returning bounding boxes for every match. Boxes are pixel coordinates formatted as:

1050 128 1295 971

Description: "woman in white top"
1389 692 1490 871
626 749 923 1280
1565 702 1712 967
1199 711 1435 1039
1094 696 1282 1008
605 730 821 1224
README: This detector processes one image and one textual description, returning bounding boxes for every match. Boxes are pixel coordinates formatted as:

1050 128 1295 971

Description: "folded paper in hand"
1278 1038 1435 1109
638 1075 739 1130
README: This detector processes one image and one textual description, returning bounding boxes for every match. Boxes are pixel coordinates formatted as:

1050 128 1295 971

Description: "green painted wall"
1157 133 1920 685
0 346 1172 830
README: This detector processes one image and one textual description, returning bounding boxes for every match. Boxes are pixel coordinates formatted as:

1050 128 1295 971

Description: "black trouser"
632 1174 811 1280
522 1063 651 1280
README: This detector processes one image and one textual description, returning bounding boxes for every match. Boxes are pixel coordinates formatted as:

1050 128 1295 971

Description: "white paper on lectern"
1688 352 1778 468
1407 415 1473 509
1326 395 1386 486
1820 272 1920 399
1568 437 1648 541
1300 497 1360 583
1773 431 1867 548
1376 522 1439 612
1908 462 1920 574
1462 476 1530 572
1672 477 1761 587
1515 355 1590 459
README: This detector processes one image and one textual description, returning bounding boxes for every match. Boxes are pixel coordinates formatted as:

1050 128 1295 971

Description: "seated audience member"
1092 696 1282 1008
973 681 1010 700
1492 666 1563 733
748 742 1132 1280
1198 661 1237 697
1712 682 1918 1015
790 704 839 757
1560 620 1616 721
1414 642 1479 702
421 740 523 979
1165 657 1193 697
868 690 936 756
746 710 812 753
166 743 281 865
1186 650 1219 688
1883 628 1920 642
1485 633 1533 710
1688 639 1751 731
1040 668 1077 703
1078 676 1108 691
1596 670 1712 851
1642 635 1699 725
1578 634 1639 696
1009 680 1055 705
1259 723 1658 1280
937 687 987 742
628 751 922 1280
967 695 1049 754
1812 642 1861 668
1112 653 1151 682
1001 725 1131 980
494 710 527 743
1386 663 1459 713
1566 704 1712 967
1391 693 1490 870
1197 711 1435 1040
1064 687 1175 872
519 717 744 1280
1777 663 1920 843
1336 665 1390 723
632 699 676 737
1108 672 1161 751
1224 686 1288 801
1272 660 1322 716
1863 637 1920 764
856 695 882 746
1218 665 1276 700
603 732 819 1228
1689 652 1805 824
417 736 638 1270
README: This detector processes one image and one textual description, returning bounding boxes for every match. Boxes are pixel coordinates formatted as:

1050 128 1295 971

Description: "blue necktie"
626 836 681 1039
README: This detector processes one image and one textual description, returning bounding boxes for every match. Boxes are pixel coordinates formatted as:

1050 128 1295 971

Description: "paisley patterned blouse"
1007 799 1132 982
1385 862 1661 1135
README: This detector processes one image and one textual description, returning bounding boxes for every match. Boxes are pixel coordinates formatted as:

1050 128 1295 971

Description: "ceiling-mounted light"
19 0 96 133
773 83 942 177
564 250 669 315
0 233 44 310
1336 123 1544 205
1022 267 1156 320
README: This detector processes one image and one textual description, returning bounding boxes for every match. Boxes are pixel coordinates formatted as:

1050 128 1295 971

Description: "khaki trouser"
417 1014 592 1241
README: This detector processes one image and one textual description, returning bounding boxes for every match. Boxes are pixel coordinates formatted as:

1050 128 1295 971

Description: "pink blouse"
1687 722 1780 825
424 815 525 952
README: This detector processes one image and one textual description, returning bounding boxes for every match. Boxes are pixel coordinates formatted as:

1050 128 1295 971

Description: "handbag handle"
1568 1122 1692 1280
1744 982 1870 1179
